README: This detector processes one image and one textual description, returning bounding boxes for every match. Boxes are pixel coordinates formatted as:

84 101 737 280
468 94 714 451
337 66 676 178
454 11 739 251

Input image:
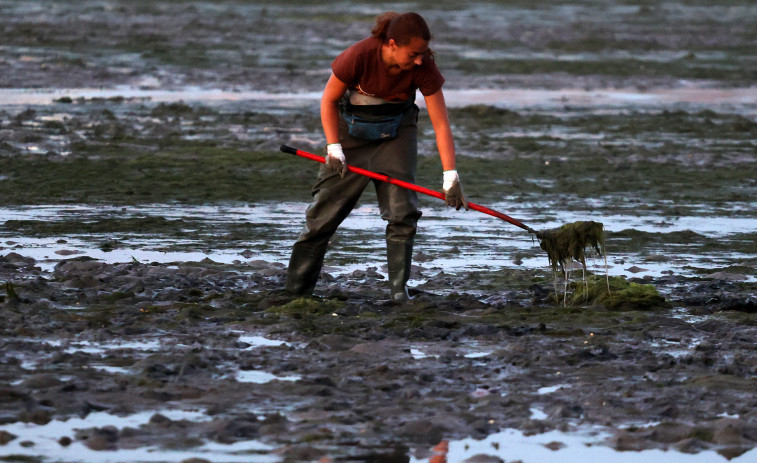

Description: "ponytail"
371 11 431 46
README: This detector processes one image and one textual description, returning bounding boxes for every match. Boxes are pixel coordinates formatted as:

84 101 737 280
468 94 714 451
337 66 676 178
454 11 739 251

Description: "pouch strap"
340 95 415 118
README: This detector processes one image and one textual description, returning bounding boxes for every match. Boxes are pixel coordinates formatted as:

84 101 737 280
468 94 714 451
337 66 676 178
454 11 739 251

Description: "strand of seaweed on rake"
538 221 609 306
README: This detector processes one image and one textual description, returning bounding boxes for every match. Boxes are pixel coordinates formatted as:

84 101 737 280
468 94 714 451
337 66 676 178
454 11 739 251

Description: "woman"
285 11 468 301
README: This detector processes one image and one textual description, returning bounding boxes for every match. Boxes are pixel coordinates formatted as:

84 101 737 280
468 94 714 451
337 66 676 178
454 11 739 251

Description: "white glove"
442 170 469 211
325 143 347 178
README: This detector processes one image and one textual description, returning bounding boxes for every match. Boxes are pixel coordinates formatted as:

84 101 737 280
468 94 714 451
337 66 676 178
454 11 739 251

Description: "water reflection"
1 202 754 282
412 431 757 463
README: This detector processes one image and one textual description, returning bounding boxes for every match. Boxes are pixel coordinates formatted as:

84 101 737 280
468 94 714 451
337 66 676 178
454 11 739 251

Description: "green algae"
538 221 605 273
537 223 671 310
266 297 345 319
4 282 20 302
0 147 314 205
567 275 671 311
2 100 754 210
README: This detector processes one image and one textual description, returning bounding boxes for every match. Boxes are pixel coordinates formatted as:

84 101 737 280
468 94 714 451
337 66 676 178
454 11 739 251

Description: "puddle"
410 348 431 360
64 339 164 354
464 352 493 359
537 384 572 395
91 365 132 375
530 408 549 420
0 410 278 463
409 427 757 463
647 336 704 359
235 370 301 384
236 334 292 349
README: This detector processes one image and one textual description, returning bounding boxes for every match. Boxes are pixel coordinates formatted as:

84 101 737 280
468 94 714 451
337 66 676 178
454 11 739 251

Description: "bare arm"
423 89 456 171
321 73 349 145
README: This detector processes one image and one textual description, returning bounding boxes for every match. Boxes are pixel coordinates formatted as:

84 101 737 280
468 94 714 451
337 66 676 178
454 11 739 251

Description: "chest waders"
285 101 420 301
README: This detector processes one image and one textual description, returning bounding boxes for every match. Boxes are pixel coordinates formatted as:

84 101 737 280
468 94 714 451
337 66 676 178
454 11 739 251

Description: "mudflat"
1 1 755 462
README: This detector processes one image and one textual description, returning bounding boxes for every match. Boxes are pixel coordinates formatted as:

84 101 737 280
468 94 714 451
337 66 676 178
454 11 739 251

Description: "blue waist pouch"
341 98 414 141
343 112 405 141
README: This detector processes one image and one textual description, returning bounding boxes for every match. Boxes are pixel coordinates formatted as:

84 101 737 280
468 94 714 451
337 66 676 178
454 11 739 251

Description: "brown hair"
371 12 431 46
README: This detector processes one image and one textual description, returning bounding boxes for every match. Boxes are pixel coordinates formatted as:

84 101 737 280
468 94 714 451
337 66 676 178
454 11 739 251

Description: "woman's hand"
442 169 469 211
325 143 348 177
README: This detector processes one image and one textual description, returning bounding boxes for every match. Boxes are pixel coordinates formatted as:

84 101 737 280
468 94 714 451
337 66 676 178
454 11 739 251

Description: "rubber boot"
386 239 414 301
284 241 328 296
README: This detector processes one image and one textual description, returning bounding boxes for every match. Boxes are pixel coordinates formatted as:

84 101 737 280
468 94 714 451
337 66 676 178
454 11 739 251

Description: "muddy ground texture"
2 1 757 462
1 253 756 462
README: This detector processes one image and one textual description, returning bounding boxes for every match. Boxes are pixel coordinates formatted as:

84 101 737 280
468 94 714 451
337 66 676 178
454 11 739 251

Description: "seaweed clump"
568 275 671 311
538 220 606 306
537 221 669 310
538 221 605 272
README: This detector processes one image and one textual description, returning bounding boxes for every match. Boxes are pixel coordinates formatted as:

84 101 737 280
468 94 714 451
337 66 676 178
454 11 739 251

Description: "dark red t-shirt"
331 37 445 102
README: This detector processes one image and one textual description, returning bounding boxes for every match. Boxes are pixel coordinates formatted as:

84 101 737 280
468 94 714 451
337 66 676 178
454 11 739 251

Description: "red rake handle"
280 145 537 234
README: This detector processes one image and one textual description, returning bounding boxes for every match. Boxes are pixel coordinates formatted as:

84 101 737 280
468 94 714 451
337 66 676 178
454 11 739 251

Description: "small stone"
0 430 17 445
463 454 504 463
610 429 647 451
21 374 63 389
543 441 566 451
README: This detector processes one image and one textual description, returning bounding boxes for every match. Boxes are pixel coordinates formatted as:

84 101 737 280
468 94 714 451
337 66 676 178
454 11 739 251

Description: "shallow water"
2 201 754 286
1 85 755 110
1 410 278 463
409 428 757 463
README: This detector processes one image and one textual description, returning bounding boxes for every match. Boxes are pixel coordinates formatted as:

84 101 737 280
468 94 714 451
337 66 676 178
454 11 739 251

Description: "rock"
674 437 708 453
55 249 83 256
646 422 694 444
350 341 401 357
18 409 51 425
53 259 106 277
0 430 17 445
712 419 745 446
258 413 289 436
1 253 36 266
280 444 324 461
717 447 751 460
706 272 747 281
0 388 32 404
463 454 504 463
548 404 583 419
204 414 259 443
397 419 448 445
21 374 63 389
149 413 174 428
609 429 647 451
311 334 355 351
78 426 119 451
626 266 647 273
543 441 566 451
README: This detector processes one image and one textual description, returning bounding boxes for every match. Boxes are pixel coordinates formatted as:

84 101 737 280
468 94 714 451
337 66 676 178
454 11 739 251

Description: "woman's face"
390 37 430 70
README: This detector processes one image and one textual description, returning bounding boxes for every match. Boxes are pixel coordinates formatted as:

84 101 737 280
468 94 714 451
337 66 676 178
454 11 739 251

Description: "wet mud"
1 1 757 462
1 254 756 462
